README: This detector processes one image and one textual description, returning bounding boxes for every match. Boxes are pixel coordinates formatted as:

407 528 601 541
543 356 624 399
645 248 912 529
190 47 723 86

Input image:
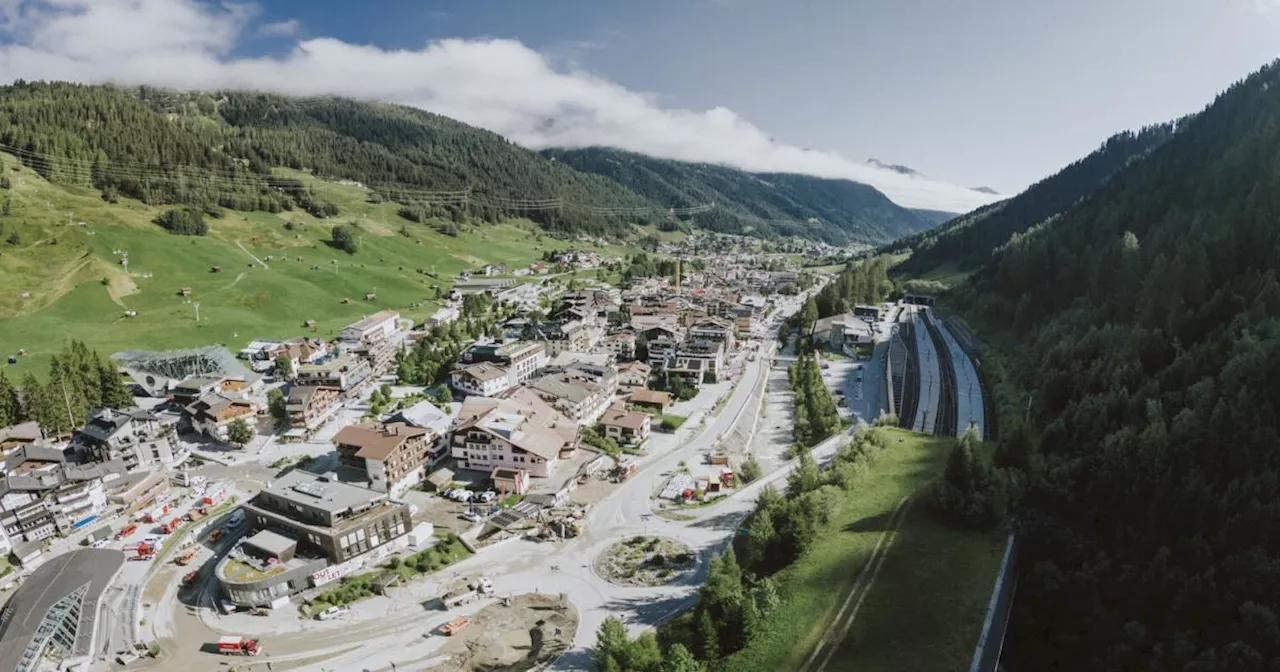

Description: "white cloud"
258 18 299 37
0 0 1001 212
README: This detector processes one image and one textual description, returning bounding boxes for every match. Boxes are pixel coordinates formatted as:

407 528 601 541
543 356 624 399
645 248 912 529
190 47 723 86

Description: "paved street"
136 286 825 672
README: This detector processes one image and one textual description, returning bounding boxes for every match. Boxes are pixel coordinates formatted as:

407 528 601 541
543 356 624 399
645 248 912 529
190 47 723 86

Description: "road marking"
799 496 914 672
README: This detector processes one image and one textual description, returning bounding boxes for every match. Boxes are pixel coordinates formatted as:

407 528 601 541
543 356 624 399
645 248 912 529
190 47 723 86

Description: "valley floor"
720 431 1004 672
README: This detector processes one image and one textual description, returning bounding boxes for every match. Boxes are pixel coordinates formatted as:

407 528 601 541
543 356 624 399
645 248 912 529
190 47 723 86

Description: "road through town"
148 291 826 672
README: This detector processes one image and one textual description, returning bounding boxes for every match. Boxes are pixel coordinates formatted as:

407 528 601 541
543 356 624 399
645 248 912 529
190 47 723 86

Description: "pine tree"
97 356 133 409
662 644 704 672
0 371 21 425
267 389 287 425
697 609 720 663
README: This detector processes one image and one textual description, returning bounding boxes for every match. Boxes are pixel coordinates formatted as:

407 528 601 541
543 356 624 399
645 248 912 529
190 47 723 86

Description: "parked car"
455 490 475 503
477 491 497 503
91 539 109 549
317 605 350 621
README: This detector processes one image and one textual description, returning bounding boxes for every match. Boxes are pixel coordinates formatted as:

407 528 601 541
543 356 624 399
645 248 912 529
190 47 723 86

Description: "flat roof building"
217 470 411 607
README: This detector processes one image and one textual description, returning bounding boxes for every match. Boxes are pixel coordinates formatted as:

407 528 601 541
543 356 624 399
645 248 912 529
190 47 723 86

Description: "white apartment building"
450 363 513 398
450 394 578 478
340 310 401 344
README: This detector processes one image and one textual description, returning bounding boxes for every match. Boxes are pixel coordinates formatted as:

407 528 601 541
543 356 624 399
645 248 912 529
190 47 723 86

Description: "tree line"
0 82 674 238
592 427 900 670
394 294 506 386
787 351 842 447
0 341 133 434
887 122 1179 277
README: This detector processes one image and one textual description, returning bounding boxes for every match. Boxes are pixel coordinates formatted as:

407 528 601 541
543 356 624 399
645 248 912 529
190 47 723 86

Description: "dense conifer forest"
0 82 932 243
954 60 1280 670
890 122 1179 276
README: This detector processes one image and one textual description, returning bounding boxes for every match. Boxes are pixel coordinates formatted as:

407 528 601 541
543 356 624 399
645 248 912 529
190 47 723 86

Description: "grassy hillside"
542 147 934 245
0 156 627 379
722 429 1005 672
0 82 659 237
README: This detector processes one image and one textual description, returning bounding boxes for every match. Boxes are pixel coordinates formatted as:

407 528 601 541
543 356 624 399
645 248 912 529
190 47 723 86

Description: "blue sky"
1 0 1279 210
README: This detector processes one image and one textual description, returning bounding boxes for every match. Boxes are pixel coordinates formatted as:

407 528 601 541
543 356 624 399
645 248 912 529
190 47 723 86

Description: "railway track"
897 320 920 430
921 309 959 438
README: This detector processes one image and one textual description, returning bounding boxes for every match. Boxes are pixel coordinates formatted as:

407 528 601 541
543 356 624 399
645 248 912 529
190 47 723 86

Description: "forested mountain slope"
0 82 655 236
891 122 1178 276
542 147 935 244
962 60 1280 670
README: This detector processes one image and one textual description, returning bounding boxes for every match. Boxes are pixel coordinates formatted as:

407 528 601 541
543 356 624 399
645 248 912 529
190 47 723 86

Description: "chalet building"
600 407 652 447
628 389 673 414
526 374 610 427
450 391 578 478
616 362 651 393
688 318 737 352
450 362 513 398
340 310 401 345
600 332 636 361
297 354 373 394
185 393 256 442
460 341 548 385
287 386 341 432
334 422 437 496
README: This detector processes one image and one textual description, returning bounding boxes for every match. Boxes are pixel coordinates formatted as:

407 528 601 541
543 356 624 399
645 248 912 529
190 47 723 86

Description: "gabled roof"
391 401 452 433
629 389 672 406
333 422 429 460
601 409 650 431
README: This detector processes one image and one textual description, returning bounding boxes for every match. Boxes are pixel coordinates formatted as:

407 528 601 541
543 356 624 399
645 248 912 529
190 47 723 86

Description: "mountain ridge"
544 147 938 245
888 121 1179 276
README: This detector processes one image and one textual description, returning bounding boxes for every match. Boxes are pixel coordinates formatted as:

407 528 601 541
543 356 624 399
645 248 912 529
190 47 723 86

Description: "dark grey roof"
77 408 133 444
0 549 125 672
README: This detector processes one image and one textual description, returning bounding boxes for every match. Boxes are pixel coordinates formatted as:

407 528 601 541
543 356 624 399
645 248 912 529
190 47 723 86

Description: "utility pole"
59 377 75 430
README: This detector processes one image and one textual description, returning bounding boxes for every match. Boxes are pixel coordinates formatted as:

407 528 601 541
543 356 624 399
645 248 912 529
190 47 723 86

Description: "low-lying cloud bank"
0 0 1002 213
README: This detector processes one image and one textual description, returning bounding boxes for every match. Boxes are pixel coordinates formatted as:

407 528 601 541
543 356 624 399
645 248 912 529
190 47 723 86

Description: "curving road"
148 288 829 672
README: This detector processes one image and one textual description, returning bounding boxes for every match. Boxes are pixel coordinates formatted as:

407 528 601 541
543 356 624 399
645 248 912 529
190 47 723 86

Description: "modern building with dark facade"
0 548 125 672
216 470 411 607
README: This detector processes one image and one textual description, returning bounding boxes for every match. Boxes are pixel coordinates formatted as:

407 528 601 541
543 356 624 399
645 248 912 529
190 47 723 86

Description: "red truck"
115 524 137 540
216 636 262 656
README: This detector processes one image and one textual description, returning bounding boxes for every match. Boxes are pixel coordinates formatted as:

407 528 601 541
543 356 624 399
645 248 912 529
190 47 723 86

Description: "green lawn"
0 158 637 379
723 429 1005 672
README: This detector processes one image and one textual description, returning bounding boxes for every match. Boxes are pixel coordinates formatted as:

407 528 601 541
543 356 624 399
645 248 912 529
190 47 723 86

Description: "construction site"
433 593 577 671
